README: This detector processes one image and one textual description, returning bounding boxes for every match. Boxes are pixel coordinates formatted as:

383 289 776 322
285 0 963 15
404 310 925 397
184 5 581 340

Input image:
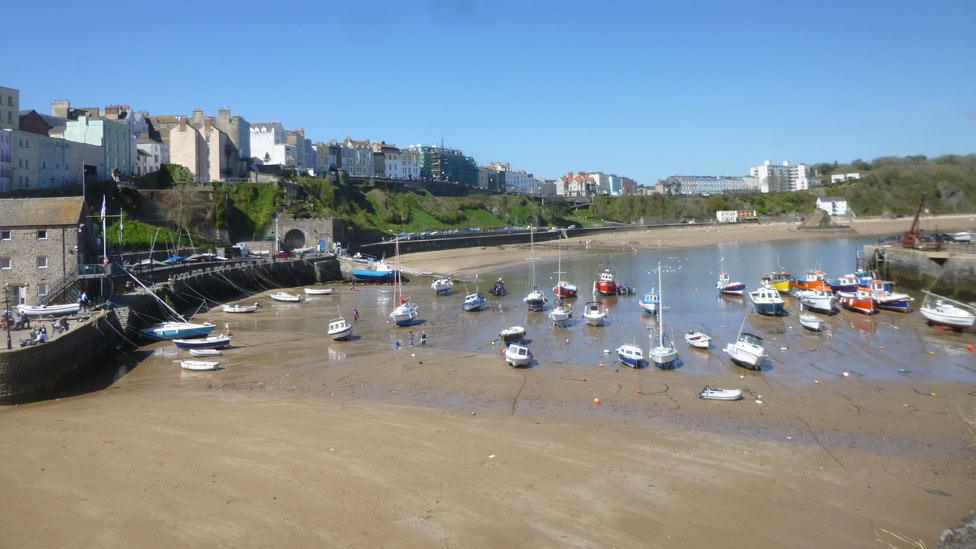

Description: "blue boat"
140 321 216 340
462 292 486 312
616 344 644 368
748 285 786 316
351 260 397 281
639 291 659 314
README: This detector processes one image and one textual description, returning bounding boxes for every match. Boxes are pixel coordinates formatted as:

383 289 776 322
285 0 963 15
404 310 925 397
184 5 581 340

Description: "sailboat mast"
658 262 664 347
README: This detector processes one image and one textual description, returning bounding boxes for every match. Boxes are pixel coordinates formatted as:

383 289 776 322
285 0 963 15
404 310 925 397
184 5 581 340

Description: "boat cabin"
599 270 615 283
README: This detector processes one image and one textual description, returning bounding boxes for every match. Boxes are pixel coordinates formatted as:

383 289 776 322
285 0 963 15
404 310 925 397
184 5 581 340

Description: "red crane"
900 196 935 249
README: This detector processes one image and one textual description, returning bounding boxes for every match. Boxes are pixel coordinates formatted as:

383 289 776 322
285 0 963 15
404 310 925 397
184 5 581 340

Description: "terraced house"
0 197 89 306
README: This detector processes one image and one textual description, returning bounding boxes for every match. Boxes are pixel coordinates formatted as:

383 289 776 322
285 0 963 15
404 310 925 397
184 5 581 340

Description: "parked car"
274 251 294 259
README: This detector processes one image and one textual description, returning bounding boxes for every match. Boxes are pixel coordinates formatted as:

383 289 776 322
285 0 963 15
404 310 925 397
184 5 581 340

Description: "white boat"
792 289 836 314
582 301 607 326
724 331 767 370
953 231 972 243
638 290 659 314
462 292 486 312
180 360 221 371
505 344 533 367
649 262 678 368
716 258 746 296
549 303 572 324
431 277 454 295
16 303 80 317
748 284 786 316
684 331 711 349
304 287 335 295
919 291 976 329
327 317 353 340
500 326 526 343
524 228 548 311
189 349 222 357
698 386 743 401
389 237 419 327
174 334 231 349
799 313 823 332
222 303 259 313
616 343 644 368
270 292 303 302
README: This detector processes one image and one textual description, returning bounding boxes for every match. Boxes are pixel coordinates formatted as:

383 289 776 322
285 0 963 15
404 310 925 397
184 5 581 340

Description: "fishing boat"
638 289 659 314
724 332 767 370
594 268 618 296
838 289 875 315
189 348 222 357
827 274 859 293
174 334 231 350
794 270 831 293
552 240 578 298
222 303 259 313
351 259 397 282
16 303 80 317
582 301 607 326
499 326 526 343
270 292 303 303
919 291 976 329
505 344 533 367
616 343 644 368
389 237 419 326
141 321 216 340
327 316 353 341
303 287 335 295
462 292 486 312
431 277 454 295
791 289 836 314
649 262 679 369
488 277 508 296
761 270 794 294
748 284 786 316
716 258 746 296
862 280 913 312
684 331 711 349
698 386 743 401
180 360 221 371
549 303 572 325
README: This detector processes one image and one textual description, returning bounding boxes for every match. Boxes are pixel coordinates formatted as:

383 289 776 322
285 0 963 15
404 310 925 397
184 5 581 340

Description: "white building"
749 160 818 193
135 138 169 177
64 115 135 177
250 122 295 168
816 196 849 216
380 145 420 180
830 172 861 183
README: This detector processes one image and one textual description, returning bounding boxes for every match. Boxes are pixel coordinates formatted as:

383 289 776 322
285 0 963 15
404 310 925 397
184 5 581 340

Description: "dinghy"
505 344 533 367
222 303 259 313
431 277 454 295
270 292 303 303
16 303 80 317
684 331 711 349
919 291 976 329
499 326 526 344
582 301 607 326
799 313 822 332
698 386 743 401
180 360 221 371
304 287 335 295
174 334 231 350
616 343 644 368
189 349 222 357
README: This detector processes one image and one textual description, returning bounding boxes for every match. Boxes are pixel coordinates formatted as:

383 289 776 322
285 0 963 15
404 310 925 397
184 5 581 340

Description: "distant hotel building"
830 172 861 183
749 160 818 193
657 175 761 195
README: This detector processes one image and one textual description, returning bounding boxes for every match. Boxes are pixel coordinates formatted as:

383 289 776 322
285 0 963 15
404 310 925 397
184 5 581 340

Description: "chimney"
178 117 187 131
51 99 70 119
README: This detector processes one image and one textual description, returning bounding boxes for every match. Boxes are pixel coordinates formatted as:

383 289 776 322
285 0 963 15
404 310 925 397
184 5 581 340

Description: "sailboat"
648 262 678 369
552 239 577 298
123 269 215 340
523 228 548 311
389 237 419 326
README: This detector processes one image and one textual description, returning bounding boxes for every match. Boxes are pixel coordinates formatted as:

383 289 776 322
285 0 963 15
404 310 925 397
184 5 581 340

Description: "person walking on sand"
353 307 360 322
409 330 415 347
420 332 427 346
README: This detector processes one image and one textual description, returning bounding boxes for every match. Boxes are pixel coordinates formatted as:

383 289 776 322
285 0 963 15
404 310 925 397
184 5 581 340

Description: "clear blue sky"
3 0 974 184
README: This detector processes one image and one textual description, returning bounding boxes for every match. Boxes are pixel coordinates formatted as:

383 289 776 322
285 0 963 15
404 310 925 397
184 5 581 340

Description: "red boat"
794 270 831 293
594 269 618 296
553 280 578 298
838 289 875 315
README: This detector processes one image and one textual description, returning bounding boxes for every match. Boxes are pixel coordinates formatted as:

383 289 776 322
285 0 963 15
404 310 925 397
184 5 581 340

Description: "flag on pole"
100 196 106 222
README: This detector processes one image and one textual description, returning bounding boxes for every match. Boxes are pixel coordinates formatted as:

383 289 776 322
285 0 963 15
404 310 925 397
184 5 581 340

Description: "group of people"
394 330 428 350
1 308 30 331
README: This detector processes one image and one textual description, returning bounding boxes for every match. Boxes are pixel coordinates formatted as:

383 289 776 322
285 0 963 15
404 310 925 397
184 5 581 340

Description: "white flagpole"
101 196 108 265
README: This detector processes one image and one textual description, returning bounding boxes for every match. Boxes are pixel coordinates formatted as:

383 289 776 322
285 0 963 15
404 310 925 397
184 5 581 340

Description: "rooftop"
0 196 86 227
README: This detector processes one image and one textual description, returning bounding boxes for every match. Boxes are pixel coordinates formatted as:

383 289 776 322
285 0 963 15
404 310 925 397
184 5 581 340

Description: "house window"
37 284 48 297
37 256 48 268
0 257 10 269
1 230 10 240
37 230 48 240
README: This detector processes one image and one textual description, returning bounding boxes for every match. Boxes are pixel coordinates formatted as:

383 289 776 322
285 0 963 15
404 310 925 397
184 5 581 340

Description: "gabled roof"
0 197 86 227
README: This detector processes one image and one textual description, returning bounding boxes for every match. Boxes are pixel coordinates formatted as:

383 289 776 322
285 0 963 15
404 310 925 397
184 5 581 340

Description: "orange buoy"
967 343 974 353
593 398 601 407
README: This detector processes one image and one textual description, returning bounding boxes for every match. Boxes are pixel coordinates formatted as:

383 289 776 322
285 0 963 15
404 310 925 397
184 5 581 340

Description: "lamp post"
4 284 11 350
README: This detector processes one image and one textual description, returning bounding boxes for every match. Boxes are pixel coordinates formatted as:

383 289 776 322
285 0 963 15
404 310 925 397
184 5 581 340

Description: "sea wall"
0 311 122 404
865 245 976 302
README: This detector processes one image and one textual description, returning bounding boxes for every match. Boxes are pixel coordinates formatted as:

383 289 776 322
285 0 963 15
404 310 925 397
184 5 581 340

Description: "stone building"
148 108 249 180
0 197 88 306
0 85 19 131
169 117 230 182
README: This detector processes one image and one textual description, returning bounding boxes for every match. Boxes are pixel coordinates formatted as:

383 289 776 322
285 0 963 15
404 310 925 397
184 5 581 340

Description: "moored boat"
270 292 304 302
304 287 335 295
724 332 767 370
827 274 859 293
499 325 526 343
489 277 508 296
699 386 743 401
431 277 454 295
639 290 659 314
189 348 222 357
327 317 353 340
222 303 260 313
794 270 831 293
351 260 396 282
838 289 875 315
16 303 80 317
594 268 618 296
649 262 678 369
462 292 486 312
549 303 572 325
748 285 786 316
180 360 221 371
582 301 607 326
141 321 216 340
553 280 578 299
173 334 231 350
862 280 913 312
716 273 746 296
761 271 794 294
389 238 419 326
616 343 644 368
919 291 976 329
523 289 548 311
505 344 533 367
684 331 711 349
791 289 836 314
799 313 823 332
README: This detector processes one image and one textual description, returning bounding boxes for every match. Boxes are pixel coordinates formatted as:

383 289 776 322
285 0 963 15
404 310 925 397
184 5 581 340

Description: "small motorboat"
180 360 221 371
716 273 746 296
327 317 353 340
222 303 259 314
174 334 231 350
792 289 836 314
594 268 618 296
523 288 548 311
638 290 659 314
799 313 823 332
953 231 972 243
724 332 767 370
616 343 644 368
462 292 486 312
549 303 572 325
505 344 533 367
684 331 711 349
16 303 80 317
499 326 526 344
351 260 397 282
270 292 304 302
553 280 578 299
304 287 335 295
761 271 794 294
189 348 222 357
431 277 454 295
698 386 743 401
838 289 875 315
582 301 607 326
827 274 859 293
862 280 912 312
794 270 831 293
748 285 786 316
140 322 216 340
919 292 976 329
488 277 508 296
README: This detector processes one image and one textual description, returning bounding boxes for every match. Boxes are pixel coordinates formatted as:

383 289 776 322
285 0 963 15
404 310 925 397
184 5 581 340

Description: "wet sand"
402 214 976 278
1 284 974 547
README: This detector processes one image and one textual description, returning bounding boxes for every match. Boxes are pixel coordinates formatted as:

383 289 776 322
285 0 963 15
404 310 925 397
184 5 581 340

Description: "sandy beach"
400 214 976 278
1 272 975 547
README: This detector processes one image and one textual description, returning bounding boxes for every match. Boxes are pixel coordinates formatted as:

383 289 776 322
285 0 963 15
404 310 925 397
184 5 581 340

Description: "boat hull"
328 327 352 340
595 281 617 296
766 280 792 294
174 336 230 349
553 284 578 298
724 344 763 370
649 347 678 369
920 308 976 328
839 295 874 315
874 296 912 312
16 303 80 317
718 283 746 296
351 269 395 281
753 302 786 316
618 353 644 368
463 300 485 312
140 323 216 340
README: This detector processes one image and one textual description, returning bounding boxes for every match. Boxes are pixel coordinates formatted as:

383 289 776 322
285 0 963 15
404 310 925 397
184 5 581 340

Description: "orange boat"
794 270 831 293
